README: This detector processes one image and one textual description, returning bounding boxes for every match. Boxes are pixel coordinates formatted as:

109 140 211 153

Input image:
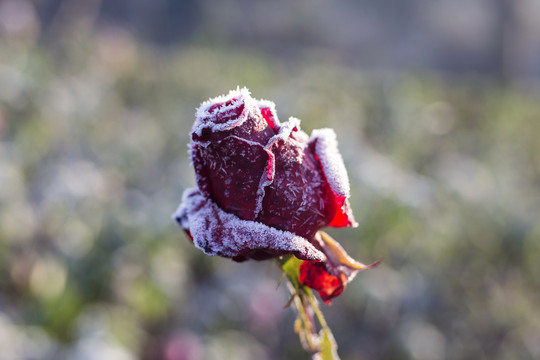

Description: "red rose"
174 88 376 302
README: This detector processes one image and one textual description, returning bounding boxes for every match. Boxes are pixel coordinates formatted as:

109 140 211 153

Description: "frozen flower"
173 87 375 302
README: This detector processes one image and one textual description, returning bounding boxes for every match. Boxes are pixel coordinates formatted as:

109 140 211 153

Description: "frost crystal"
173 188 326 262
192 87 255 137
310 128 350 198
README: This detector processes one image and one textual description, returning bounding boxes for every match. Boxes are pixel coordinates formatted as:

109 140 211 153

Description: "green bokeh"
1 9 540 360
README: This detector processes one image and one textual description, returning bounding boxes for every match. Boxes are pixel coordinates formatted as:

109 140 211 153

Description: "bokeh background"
1 0 540 359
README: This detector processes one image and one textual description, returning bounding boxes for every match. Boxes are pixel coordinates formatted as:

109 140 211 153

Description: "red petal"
173 188 326 262
299 261 345 304
192 136 269 221
192 88 275 146
327 194 355 228
206 98 244 124
309 129 357 228
258 100 280 130
257 134 328 240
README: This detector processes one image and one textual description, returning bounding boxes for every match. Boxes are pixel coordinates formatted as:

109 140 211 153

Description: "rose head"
174 88 377 302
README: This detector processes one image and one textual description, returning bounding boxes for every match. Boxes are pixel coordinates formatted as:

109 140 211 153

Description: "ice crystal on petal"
254 118 329 240
173 188 326 262
257 99 280 130
309 129 350 198
309 129 357 228
193 87 252 136
192 136 268 220
191 87 274 146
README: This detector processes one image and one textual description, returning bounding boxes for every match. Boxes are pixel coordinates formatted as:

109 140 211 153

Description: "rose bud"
173 87 377 301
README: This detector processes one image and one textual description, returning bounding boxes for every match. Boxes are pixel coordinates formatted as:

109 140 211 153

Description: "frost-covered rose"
174 88 376 302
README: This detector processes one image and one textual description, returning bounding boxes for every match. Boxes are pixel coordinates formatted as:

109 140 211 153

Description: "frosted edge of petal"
263 117 300 148
172 188 326 261
310 128 351 198
192 87 259 136
257 98 281 126
172 187 203 229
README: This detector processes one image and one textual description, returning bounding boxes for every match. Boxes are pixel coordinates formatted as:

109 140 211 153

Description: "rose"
174 88 376 302
176 88 355 260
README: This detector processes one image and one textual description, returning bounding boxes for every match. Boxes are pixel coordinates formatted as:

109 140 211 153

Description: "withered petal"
299 261 345 304
309 129 358 228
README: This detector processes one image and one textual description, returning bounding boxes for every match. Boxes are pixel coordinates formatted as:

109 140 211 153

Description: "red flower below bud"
298 231 381 304
299 261 346 303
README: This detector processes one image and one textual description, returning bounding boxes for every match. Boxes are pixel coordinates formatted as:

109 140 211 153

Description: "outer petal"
309 129 357 228
299 261 345 304
173 188 326 262
191 136 270 220
257 99 280 130
299 231 380 303
256 118 329 240
191 87 275 146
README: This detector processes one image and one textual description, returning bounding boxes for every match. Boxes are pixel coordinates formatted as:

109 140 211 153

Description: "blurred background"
1 0 540 359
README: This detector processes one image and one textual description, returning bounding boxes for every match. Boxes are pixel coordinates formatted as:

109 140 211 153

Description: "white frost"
257 99 281 126
172 188 326 261
264 117 300 148
192 87 260 138
310 128 350 198
196 117 304 219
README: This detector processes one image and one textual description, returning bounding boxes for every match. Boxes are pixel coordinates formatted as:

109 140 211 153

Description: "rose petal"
299 261 345 304
300 231 381 303
309 128 357 228
192 87 274 146
309 129 350 197
256 119 329 239
173 188 326 262
193 88 251 136
191 136 269 220
257 99 280 130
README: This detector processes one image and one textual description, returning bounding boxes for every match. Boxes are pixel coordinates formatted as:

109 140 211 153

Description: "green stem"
276 256 340 360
